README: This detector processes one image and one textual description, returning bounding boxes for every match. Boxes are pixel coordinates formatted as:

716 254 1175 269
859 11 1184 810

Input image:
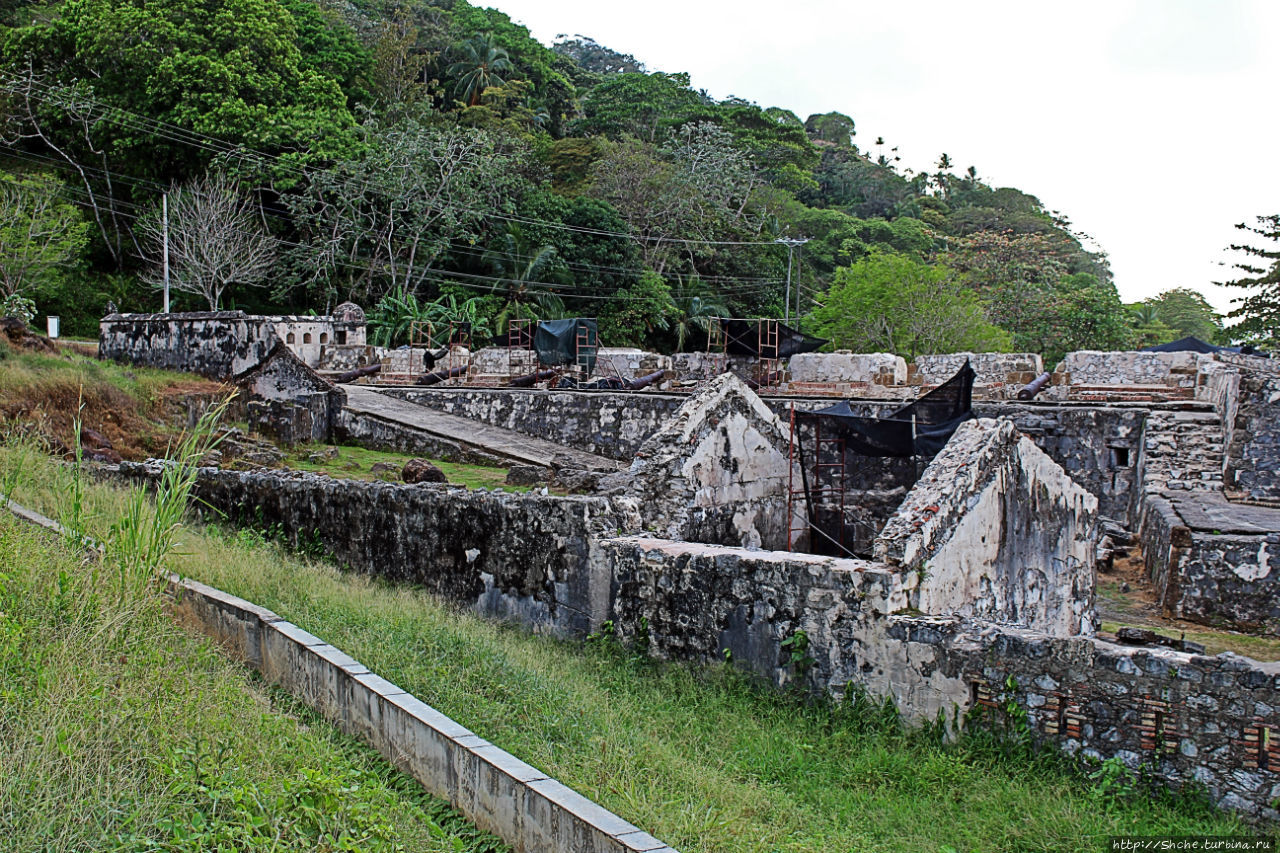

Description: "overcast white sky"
494 0 1280 314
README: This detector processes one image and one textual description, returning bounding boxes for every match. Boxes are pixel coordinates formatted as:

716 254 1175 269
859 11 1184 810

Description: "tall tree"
284 112 530 306
803 112 855 146
139 172 275 310
1146 287 1224 343
1218 214 1280 347
446 31 513 107
0 172 89 303
810 252 1010 358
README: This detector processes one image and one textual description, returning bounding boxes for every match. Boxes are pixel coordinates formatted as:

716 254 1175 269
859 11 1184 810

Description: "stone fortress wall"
97 311 1280 819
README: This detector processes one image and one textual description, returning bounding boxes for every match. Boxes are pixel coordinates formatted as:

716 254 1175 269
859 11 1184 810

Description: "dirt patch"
1097 544 1280 660
0 351 227 461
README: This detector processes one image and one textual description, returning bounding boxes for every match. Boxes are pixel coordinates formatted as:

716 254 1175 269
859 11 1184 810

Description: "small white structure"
274 302 367 367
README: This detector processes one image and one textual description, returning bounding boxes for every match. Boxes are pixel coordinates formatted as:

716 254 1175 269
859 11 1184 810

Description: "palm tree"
671 277 729 352
447 32 513 107
484 225 570 331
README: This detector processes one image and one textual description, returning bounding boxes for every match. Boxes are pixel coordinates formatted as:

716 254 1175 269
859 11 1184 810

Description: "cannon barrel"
1017 371 1052 401
627 370 666 391
333 363 381 384
416 365 467 386
509 369 559 388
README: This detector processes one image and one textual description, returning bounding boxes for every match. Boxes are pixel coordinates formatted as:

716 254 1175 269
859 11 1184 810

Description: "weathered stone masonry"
118 463 629 637
381 386 1151 523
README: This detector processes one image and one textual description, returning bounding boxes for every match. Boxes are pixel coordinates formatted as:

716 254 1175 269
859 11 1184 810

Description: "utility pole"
161 191 171 313
776 237 808 324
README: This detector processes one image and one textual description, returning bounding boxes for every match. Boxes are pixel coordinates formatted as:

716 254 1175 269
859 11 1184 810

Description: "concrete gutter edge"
163 573 678 852
1 495 675 853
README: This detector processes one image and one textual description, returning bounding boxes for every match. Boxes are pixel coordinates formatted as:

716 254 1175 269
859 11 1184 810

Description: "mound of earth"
0 317 56 353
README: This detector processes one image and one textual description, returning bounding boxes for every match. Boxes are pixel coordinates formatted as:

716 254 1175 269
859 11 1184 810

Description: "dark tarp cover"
1142 336 1222 354
534 318 598 373
791 361 975 557
718 318 826 358
801 359 976 458
1142 336 1270 358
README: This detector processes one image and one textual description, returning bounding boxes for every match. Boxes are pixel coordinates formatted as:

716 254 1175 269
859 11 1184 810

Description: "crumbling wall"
383 388 685 462
99 312 278 380
875 419 1097 637
787 352 905 385
983 405 1144 524
1143 493 1280 635
1222 362 1280 502
117 463 627 636
603 535 1280 819
592 348 673 378
621 373 794 550
1130 410 1224 530
471 346 538 376
371 390 1147 521
912 352 1042 399
1060 350 1209 390
672 351 755 381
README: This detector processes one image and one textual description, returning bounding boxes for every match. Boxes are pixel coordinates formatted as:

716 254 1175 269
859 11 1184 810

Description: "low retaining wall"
117 464 628 637
169 575 676 853
3 495 673 852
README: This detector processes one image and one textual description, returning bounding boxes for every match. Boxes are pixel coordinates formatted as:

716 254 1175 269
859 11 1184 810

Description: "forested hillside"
0 0 1255 356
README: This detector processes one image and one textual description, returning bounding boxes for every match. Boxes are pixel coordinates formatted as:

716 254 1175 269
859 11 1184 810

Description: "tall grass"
0 428 506 851
106 396 229 601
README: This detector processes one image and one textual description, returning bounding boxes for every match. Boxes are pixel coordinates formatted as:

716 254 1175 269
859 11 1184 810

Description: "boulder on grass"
402 458 447 484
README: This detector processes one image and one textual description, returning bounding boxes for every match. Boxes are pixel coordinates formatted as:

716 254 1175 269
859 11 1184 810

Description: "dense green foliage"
0 0 1240 356
1219 214 1280 349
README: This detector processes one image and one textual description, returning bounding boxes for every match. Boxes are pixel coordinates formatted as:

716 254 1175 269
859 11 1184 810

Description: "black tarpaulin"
803 360 976 459
1142 336 1222 354
1142 336 1271 358
534 318 598 373
718 318 826 358
790 361 975 557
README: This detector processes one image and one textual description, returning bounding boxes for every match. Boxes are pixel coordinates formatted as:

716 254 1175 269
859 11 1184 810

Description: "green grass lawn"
0 511 505 852
282 442 525 491
1 444 1261 853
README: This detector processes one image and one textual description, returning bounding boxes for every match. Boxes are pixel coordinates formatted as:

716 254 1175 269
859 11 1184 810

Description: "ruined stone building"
100 312 1280 819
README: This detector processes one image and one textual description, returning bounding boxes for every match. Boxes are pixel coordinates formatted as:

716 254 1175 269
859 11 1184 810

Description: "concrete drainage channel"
4 499 676 853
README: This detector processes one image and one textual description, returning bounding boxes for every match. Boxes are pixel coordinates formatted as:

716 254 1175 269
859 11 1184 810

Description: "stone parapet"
788 351 905 385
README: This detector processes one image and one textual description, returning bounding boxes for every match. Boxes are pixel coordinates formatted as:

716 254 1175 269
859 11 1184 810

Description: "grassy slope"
283 442 524 491
0 511 505 852
0 338 224 459
2 448 1257 853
